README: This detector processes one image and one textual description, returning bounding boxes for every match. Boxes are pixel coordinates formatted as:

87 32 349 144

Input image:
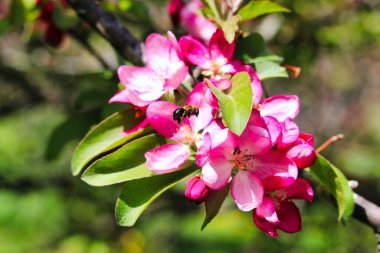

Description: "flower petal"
260 95 300 122
202 157 232 190
145 143 190 173
277 118 300 150
179 35 210 69
209 29 235 62
231 170 264 211
282 178 314 203
253 212 279 237
285 142 316 169
252 150 298 186
255 196 279 224
146 101 179 138
277 200 302 234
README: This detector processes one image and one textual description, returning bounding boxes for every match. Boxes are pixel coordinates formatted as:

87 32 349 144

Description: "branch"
67 0 143 65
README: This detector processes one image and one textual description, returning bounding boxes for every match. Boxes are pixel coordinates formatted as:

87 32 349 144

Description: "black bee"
173 105 199 124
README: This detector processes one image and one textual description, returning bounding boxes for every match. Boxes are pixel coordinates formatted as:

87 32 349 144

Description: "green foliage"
202 183 230 230
71 109 150 176
115 166 198 226
309 154 354 221
238 0 290 21
219 15 241 43
207 72 253 136
81 134 160 186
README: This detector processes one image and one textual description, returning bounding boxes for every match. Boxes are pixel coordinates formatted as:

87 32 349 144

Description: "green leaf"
207 72 253 136
201 0 221 20
246 55 284 64
254 60 288 80
218 15 241 43
309 154 354 221
201 183 230 230
71 109 150 176
9 0 26 25
81 134 160 186
115 166 198 226
238 0 290 21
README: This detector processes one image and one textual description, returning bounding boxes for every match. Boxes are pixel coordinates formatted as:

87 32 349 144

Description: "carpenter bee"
173 105 199 124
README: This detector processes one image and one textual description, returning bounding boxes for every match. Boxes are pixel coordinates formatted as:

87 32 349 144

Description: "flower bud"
185 176 209 204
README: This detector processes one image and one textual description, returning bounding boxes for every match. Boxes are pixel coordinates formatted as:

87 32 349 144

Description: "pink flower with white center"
179 29 243 77
201 110 298 211
185 175 210 204
253 178 314 237
168 0 216 43
109 32 188 107
144 84 216 173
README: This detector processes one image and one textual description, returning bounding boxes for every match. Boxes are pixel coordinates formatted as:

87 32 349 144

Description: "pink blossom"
179 29 243 77
169 0 216 43
284 132 316 169
185 175 210 204
110 32 188 107
201 110 298 211
144 84 216 173
253 178 314 237
260 95 300 122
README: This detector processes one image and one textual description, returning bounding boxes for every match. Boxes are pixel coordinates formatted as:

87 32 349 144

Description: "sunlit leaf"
238 0 290 21
201 183 230 230
254 60 288 80
81 134 161 186
309 154 354 221
218 15 241 43
71 109 150 176
115 166 198 226
207 72 253 136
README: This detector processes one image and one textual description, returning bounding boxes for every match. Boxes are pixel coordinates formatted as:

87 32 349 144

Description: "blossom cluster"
110 3 316 237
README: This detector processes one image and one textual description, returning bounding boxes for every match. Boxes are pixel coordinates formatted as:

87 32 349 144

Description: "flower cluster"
110 16 316 236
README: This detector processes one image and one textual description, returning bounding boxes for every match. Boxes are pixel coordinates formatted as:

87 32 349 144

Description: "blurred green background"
0 0 379 252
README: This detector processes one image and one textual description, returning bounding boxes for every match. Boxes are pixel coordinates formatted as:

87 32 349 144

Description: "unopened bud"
185 176 209 204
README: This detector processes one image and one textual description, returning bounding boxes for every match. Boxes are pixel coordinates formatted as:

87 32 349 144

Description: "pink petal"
117 66 165 106
109 89 132 104
299 132 314 146
277 118 300 150
263 116 281 145
253 212 279 237
187 82 219 109
282 178 314 203
145 33 173 73
145 143 191 173
179 35 210 69
209 29 235 62
219 59 244 74
285 143 316 169
255 196 279 224
277 200 302 234
231 170 264 211
202 156 232 190
146 101 179 138
210 76 232 90
252 150 298 184
260 95 300 122
196 132 211 167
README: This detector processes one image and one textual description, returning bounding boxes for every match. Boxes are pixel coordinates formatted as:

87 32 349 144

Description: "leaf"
207 72 253 136
81 134 160 186
115 166 198 226
201 0 221 20
254 60 288 80
201 183 230 230
238 0 290 21
309 154 354 221
9 0 25 25
218 15 241 43
71 109 150 176
234 33 268 60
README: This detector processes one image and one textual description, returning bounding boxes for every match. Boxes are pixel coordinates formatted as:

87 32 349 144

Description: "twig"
316 134 345 153
67 0 143 65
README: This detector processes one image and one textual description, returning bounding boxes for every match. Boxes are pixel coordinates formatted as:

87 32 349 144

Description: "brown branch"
67 0 143 65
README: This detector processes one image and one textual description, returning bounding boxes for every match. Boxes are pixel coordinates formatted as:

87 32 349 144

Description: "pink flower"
260 95 300 123
144 84 216 173
201 110 298 211
284 132 316 169
169 0 216 43
179 29 243 77
253 178 314 237
185 175 210 204
110 32 188 107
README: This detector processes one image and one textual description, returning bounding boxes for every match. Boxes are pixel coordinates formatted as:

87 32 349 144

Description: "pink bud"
185 176 209 204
